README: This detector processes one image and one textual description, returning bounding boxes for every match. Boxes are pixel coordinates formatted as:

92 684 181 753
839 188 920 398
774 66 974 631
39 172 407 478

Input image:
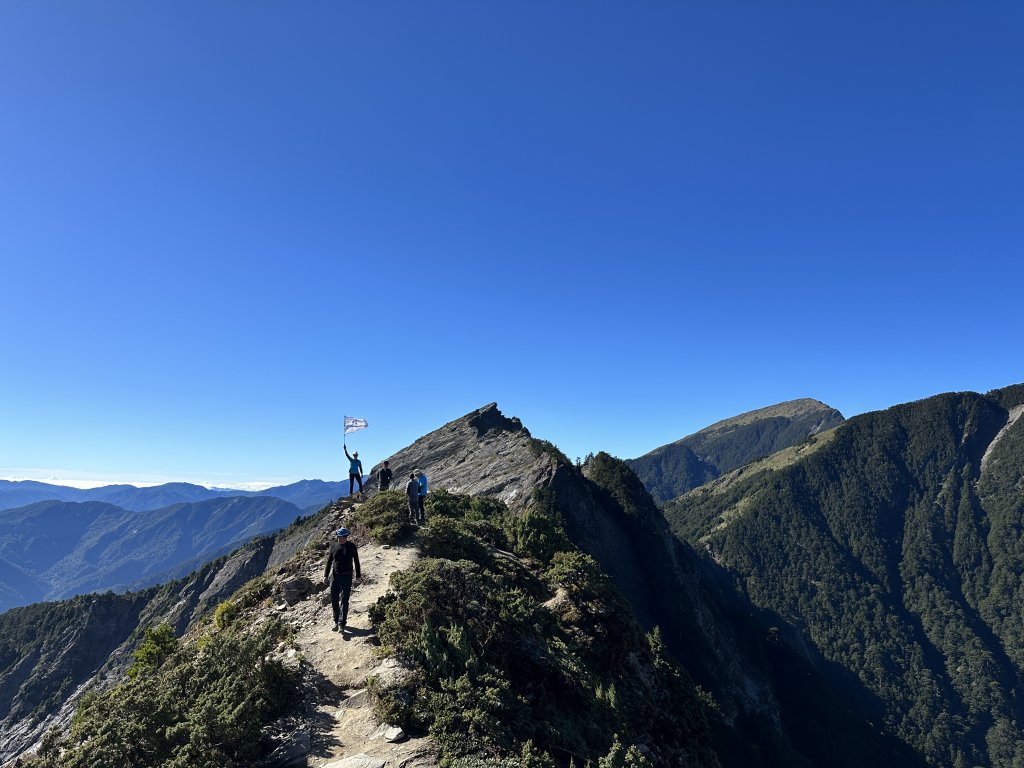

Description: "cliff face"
368 403 546 508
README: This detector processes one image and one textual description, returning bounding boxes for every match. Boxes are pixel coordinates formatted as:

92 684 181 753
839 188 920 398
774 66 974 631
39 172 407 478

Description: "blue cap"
336 528 350 537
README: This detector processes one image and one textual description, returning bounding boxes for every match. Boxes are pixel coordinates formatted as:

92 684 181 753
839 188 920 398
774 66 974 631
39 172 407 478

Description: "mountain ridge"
626 398 845 503
0 478 347 513
0 496 308 613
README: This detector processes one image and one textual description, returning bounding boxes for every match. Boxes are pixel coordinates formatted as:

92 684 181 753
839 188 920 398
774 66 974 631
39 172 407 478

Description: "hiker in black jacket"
324 527 361 631
405 473 420 524
377 460 393 492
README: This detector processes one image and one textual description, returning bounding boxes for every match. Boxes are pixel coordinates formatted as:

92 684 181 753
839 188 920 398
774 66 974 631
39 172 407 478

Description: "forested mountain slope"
627 399 844 502
665 384 1024 767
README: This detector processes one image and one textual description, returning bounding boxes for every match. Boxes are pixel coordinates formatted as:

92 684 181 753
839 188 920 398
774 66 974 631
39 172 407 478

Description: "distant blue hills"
0 478 348 513
0 479 350 614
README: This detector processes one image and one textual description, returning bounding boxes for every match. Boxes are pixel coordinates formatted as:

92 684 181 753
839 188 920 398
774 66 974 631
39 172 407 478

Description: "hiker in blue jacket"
417 469 428 524
345 445 363 497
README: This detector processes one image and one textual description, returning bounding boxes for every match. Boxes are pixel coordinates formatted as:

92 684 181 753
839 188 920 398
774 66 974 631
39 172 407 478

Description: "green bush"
543 551 608 598
420 518 492 564
127 623 179 678
213 600 238 630
425 489 473 520
351 490 413 544
504 510 571 565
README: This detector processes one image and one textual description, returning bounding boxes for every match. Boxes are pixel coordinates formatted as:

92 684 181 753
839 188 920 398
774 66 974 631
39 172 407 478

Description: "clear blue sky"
2 2 1022 488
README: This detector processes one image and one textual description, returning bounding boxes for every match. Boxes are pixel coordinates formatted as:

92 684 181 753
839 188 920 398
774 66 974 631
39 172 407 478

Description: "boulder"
371 722 406 742
265 730 311 767
282 577 314 605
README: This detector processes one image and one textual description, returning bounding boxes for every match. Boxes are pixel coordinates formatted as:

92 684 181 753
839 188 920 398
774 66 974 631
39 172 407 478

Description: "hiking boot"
332 621 340 632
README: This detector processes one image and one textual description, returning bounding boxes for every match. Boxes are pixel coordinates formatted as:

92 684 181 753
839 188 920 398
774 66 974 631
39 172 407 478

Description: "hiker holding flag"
343 416 368 498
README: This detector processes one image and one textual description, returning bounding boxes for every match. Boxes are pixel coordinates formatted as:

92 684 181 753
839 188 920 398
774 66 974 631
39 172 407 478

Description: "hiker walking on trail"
417 469 428 524
324 527 361 631
345 445 363 497
377 460 393 492
405 473 420 524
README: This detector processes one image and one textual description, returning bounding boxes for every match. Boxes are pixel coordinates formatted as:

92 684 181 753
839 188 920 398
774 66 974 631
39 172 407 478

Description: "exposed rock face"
367 403 548 510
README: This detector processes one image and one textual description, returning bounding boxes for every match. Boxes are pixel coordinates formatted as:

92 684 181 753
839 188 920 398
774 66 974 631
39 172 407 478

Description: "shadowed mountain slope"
665 384 1024 767
0 496 306 613
627 399 845 503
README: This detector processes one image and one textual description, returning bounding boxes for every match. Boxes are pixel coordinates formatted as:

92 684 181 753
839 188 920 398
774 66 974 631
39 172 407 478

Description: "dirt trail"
275 501 436 768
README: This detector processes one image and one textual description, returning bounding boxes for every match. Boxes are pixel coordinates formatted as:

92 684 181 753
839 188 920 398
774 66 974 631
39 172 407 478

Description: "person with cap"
377 460 393 492
405 472 420 525
344 445 363 498
417 469 428 524
324 527 361 631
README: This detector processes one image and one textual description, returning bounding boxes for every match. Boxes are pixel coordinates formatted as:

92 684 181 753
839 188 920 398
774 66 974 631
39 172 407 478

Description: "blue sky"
2 2 1022 488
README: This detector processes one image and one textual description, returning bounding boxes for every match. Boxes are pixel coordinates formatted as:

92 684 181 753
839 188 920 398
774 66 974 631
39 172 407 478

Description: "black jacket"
325 540 361 580
378 466 393 490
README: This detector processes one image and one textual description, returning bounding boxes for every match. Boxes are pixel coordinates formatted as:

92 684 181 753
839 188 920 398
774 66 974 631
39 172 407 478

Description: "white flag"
344 416 368 434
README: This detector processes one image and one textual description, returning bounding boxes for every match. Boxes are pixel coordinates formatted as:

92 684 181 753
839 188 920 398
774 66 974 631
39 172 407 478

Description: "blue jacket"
418 473 427 497
345 447 362 476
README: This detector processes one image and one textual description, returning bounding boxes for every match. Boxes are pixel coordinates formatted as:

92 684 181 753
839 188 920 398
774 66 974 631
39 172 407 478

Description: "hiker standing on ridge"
405 473 420 524
344 445 363 498
377 460 393 492
417 469 428 524
324 527 361 631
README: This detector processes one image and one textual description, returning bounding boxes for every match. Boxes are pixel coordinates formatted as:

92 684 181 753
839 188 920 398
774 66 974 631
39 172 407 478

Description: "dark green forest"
665 385 1024 767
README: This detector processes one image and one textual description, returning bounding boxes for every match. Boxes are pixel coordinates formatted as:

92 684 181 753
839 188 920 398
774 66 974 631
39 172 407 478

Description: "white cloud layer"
0 469 289 491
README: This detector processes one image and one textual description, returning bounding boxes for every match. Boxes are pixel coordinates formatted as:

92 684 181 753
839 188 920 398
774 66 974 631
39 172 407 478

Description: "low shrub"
350 490 413 544
419 518 492 564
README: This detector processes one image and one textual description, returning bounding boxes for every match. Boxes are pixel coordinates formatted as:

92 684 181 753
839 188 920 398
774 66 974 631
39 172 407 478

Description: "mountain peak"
465 402 527 437
627 398 846 502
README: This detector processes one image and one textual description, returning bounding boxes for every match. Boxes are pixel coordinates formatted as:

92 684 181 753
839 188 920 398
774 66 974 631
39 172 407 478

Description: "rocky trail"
262 499 436 768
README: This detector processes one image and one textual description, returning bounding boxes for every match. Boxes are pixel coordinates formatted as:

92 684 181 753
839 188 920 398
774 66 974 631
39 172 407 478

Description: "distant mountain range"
0 495 312 613
0 478 350 614
0 478 347 513
626 398 845 502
